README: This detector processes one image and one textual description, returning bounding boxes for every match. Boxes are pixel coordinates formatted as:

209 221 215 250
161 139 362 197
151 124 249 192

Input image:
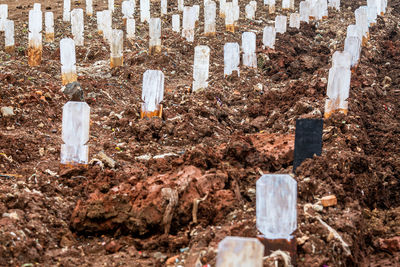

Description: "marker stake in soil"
289 12 300 29
28 9 42 66
140 0 150 23
182 6 196 42
242 32 257 68
60 38 78 85
63 0 71 22
86 0 93 16
0 4 8 31
216 237 264 267
245 4 255 20
126 18 135 39
45 12 54 42
149 18 161 55
192 45 210 92
71 9 84 46
4 20 14 54
204 1 216 36
172 14 180 32
141 70 164 119
122 0 135 24
224 42 240 77
324 51 351 118
275 15 287 34
256 174 297 261
110 29 124 68
299 1 310 23
61 101 90 166
161 0 167 16
262 26 276 49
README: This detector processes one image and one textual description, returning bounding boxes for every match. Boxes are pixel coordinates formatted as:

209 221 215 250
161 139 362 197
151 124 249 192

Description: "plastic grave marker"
299 1 310 23
256 174 297 260
216 237 264 267
289 13 300 29
367 3 377 26
328 0 340 10
60 38 78 85
224 42 240 77
275 15 287 34
250 0 257 11
242 32 257 68
161 0 167 16
28 9 42 66
96 11 104 35
126 18 135 39
45 12 54 42
324 51 351 118
33 3 41 11
141 70 164 119
63 0 71 22
61 101 90 166
182 6 196 42
140 0 150 23
193 5 200 25
102 10 112 42
293 119 323 171
122 0 135 24
0 4 8 31
108 0 115 13
110 29 123 68
233 0 239 28
71 9 84 46
192 45 210 92
225 2 235 33
262 26 276 49
344 36 361 68
282 0 291 9
4 20 14 54
245 4 255 20
204 1 216 36
321 0 328 19
149 18 161 55
219 0 226 18
178 0 184 12
355 6 369 45
86 0 93 16
172 14 180 32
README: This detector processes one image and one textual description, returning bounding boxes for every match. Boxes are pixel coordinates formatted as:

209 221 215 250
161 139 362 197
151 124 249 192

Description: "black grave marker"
293 118 323 173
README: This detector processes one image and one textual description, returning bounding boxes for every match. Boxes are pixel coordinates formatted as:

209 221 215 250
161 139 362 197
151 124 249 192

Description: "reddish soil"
0 0 399 266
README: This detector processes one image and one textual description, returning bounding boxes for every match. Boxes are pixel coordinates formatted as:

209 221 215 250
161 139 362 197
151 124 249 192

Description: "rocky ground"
0 0 399 266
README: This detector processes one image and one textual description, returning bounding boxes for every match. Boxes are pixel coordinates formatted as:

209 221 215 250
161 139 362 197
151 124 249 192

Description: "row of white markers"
30 0 386 264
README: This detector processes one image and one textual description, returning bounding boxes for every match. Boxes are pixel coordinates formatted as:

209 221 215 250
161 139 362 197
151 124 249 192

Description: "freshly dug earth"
0 0 399 266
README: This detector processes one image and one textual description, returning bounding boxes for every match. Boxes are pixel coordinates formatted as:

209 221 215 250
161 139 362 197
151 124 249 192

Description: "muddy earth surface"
0 0 399 266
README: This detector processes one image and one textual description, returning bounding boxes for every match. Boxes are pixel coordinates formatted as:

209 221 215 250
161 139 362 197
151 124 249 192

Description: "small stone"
2 211 20 220
38 123 44 128
105 241 122 254
39 148 45 156
97 151 116 168
166 255 179 265
1 106 15 117
321 195 337 207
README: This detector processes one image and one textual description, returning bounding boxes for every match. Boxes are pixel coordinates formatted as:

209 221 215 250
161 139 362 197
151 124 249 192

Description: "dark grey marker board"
293 118 323 173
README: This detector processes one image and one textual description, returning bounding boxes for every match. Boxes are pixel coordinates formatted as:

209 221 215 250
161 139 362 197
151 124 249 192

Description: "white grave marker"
71 9 84 46
216 237 264 267
355 6 369 45
4 20 14 54
224 42 240 77
0 4 8 31
141 70 164 118
178 0 184 12
102 10 112 42
126 18 136 39
108 0 115 13
225 2 235 32
219 0 226 18
172 14 180 32
140 0 150 22
96 11 104 35
275 15 287 34
299 1 310 23
45 12 54 42
60 38 78 85
324 51 351 118
289 13 300 29
63 0 71 22
328 0 340 10
61 101 90 166
28 9 42 66
149 18 162 55
86 0 93 16
242 32 257 68
161 0 168 16
245 4 255 20
110 29 124 67
192 45 210 92
182 6 196 42
122 0 135 23
204 1 216 36
262 26 276 49
256 174 297 240
344 36 361 68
